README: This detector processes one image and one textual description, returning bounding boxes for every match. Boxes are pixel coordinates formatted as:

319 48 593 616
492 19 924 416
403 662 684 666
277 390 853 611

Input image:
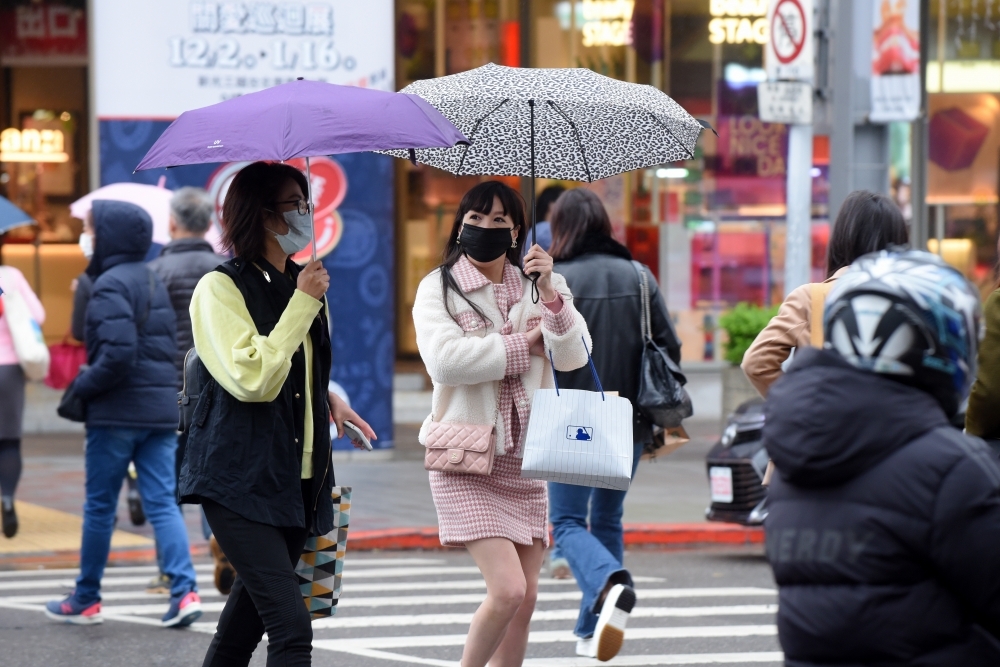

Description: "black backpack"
177 263 246 433
178 347 211 434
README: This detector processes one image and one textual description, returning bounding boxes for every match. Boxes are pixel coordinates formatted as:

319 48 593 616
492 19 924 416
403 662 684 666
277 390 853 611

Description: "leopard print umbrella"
381 62 707 183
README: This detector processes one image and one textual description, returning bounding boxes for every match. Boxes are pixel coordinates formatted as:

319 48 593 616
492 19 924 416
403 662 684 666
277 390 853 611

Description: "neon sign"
0 128 69 163
708 0 768 45
581 0 635 47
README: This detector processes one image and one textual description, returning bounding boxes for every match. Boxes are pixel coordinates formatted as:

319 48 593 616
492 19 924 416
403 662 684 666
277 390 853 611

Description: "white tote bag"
0 267 50 381
521 338 634 491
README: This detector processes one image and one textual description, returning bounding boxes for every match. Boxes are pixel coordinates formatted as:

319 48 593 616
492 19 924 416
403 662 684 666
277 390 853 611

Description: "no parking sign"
766 0 814 82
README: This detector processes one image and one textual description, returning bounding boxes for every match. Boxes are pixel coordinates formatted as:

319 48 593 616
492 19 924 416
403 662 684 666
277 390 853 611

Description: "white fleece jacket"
413 266 592 456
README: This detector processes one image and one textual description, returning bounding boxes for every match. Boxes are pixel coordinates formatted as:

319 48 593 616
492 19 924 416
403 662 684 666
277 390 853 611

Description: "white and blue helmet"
823 250 983 416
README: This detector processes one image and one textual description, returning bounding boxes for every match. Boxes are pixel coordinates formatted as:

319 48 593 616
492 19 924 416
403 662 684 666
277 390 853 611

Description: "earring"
511 239 517 248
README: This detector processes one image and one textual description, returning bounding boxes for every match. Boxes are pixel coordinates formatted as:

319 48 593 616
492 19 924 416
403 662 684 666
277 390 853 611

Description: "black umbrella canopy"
383 63 706 182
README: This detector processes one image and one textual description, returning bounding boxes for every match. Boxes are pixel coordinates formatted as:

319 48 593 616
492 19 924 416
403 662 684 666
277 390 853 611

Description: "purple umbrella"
135 79 468 259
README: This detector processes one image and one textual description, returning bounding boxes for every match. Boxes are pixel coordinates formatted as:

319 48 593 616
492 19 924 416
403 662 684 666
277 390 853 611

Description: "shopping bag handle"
549 336 604 401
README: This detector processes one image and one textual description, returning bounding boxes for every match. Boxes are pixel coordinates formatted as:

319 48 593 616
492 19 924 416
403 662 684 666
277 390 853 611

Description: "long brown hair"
221 161 309 261
548 188 612 261
439 181 526 327
826 190 908 278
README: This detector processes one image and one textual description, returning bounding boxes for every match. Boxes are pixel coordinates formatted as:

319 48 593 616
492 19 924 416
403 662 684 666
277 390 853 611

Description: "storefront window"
393 0 835 362
1 2 91 343
927 0 1000 294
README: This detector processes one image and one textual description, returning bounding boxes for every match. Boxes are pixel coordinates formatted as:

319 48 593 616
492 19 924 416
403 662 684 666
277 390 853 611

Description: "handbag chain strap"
632 261 653 342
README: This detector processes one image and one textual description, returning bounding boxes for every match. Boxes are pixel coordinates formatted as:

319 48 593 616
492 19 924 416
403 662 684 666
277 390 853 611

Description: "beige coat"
741 267 848 397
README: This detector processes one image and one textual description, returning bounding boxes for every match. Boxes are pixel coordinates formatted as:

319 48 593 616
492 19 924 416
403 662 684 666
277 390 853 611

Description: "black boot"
1 496 17 539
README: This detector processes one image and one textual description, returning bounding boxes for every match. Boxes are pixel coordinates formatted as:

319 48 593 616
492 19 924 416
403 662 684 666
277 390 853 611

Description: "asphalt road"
0 547 780 667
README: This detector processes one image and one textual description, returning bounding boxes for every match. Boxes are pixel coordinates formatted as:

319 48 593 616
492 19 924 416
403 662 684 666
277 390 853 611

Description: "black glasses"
271 199 313 216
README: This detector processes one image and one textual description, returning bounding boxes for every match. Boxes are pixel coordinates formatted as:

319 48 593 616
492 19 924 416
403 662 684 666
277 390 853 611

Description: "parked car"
705 398 768 526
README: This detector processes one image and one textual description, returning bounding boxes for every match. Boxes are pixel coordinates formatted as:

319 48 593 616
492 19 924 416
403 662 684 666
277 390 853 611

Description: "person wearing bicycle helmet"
763 249 1000 666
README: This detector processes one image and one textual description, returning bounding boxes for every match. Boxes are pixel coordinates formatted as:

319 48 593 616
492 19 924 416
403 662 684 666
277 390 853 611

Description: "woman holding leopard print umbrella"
412 180 591 667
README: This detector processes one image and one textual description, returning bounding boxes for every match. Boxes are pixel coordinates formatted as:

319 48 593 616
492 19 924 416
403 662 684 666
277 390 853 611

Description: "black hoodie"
73 200 178 430
765 347 1000 666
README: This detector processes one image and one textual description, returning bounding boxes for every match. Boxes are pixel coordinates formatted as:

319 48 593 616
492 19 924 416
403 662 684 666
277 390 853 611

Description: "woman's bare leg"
489 538 545 667
463 538 527 667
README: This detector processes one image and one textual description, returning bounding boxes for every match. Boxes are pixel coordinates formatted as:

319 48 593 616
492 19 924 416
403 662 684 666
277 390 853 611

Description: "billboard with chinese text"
93 1 394 118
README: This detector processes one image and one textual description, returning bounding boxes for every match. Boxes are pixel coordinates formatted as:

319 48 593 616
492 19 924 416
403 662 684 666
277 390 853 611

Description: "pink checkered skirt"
429 452 549 548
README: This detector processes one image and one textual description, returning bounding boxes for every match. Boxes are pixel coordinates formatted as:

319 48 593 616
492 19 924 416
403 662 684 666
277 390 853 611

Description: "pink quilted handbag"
424 422 496 475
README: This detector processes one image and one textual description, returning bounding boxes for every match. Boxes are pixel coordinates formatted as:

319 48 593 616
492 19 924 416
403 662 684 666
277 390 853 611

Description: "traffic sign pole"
785 123 813 295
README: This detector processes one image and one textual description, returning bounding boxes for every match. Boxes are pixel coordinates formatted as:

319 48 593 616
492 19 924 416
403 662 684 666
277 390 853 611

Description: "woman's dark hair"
536 185 566 222
440 180 526 327
548 188 613 261
826 190 909 278
221 161 310 260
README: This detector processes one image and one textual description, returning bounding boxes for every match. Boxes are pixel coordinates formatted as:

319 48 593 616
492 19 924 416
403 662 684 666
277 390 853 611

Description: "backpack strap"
809 281 835 348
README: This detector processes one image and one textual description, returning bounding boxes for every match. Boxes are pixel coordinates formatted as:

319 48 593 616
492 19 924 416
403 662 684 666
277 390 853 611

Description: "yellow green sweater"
190 271 323 478
967 289 1000 439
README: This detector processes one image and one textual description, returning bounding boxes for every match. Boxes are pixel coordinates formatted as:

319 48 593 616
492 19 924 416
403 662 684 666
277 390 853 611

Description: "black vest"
178 257 334 534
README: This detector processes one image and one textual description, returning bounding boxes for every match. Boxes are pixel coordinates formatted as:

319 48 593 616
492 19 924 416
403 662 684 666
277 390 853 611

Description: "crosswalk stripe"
0 574 584 595
0 591 213 604
0 587 777 613
0 574 219 591
0 564 216 578
0 558 446 581
309 605 778 630
520 653 785 666
320 647 456 667
316 648 785 667
313 625 778 650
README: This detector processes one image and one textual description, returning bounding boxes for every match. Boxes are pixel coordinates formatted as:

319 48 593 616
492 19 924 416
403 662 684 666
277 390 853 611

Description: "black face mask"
459 224 514 263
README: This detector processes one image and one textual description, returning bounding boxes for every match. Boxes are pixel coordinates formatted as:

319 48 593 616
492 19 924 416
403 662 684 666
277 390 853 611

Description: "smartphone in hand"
343 420 373 451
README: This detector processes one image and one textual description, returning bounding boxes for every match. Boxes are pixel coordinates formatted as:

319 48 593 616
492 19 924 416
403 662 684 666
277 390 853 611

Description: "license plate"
710 466 734 503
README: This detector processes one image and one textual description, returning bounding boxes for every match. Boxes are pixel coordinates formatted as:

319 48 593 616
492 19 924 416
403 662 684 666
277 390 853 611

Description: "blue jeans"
76 427 197 604
548 441 644 638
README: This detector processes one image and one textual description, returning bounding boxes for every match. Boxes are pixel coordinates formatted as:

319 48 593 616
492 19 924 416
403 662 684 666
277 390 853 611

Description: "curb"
350 523 764 551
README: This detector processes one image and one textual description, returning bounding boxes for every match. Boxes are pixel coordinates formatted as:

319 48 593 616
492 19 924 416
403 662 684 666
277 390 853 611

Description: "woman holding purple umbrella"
178 161 376 666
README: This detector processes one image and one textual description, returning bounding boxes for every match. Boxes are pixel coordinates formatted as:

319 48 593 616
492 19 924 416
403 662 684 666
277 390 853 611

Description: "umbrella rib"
546 101 592 183
457 98 510 174
647 112 696 161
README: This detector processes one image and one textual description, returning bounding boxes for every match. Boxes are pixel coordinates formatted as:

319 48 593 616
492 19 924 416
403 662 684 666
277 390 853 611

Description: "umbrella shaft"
529 99 536 248
306 156 318 263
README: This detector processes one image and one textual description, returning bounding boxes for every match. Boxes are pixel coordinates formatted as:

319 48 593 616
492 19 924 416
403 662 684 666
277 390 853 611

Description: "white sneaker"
575 637 596 658
592 584 635 662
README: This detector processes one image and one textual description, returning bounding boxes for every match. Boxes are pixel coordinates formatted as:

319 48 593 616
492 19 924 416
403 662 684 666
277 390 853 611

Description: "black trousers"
201 489 313 667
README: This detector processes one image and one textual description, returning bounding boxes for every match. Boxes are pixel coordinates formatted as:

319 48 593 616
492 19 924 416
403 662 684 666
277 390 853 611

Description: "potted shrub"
717 302 779 418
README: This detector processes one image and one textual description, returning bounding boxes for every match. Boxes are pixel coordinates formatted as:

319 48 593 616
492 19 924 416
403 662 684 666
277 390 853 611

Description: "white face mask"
271 209 313 255
79 232 94 259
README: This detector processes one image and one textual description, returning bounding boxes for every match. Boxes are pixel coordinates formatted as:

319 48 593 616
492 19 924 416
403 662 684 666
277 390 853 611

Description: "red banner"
0 3 87 65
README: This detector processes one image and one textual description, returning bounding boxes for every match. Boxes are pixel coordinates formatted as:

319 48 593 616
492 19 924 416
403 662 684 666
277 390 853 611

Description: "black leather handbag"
57 372 87 422
631 261 693 428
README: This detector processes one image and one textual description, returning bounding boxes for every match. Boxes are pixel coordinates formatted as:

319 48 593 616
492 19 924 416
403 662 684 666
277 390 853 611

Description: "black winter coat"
148 238 226 389
554 234 681 444
73 200 179 431
765 348 1000 667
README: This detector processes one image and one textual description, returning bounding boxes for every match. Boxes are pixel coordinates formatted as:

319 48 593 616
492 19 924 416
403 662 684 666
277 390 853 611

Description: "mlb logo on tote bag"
521 338 634 490
295 486 351 619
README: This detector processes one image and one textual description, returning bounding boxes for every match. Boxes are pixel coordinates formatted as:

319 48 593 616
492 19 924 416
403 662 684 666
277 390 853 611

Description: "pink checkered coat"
413 256 592 456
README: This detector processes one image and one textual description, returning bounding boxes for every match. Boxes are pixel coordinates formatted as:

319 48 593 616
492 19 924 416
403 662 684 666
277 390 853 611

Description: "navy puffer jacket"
765 348 1000 666
73 200 178 430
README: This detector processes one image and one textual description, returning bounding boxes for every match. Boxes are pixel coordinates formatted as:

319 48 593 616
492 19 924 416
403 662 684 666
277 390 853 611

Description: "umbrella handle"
306 155 318 263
